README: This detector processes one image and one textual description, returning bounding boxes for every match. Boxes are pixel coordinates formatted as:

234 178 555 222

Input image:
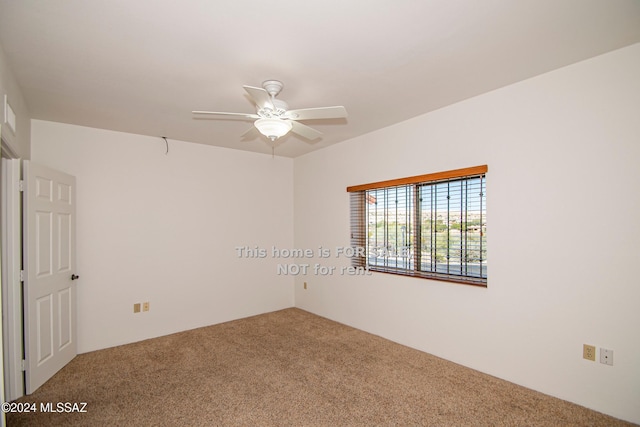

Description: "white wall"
0 41 30 159
31 121 294 353
293 43 640 423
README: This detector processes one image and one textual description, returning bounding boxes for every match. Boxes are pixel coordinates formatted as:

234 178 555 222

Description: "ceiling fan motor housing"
259 99 288 118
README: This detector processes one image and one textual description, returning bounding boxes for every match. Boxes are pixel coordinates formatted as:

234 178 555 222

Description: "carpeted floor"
6 308 635 426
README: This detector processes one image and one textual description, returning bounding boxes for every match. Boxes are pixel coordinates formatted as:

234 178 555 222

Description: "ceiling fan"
193 80 347 142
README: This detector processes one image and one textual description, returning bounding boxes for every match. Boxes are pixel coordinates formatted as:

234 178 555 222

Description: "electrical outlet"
143 302 149 312
600 348 613 366
583 344 596 361
133 303 141 313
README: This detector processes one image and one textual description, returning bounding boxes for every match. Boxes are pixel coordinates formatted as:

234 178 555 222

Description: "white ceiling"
1 1 639 158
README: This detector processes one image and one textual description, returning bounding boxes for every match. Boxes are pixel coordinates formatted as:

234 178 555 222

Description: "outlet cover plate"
583 344 596 361
600 348 613 366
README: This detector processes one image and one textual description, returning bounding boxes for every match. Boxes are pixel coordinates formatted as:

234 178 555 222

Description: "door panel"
35 211 53 276
58 213 71 271
36 295 53 363
23 160 77 394
58 288 72 348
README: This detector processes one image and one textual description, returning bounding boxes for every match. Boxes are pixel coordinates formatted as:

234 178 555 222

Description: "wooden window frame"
348 165 487 287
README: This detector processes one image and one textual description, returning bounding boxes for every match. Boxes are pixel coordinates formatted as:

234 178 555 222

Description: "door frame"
1 144 24 401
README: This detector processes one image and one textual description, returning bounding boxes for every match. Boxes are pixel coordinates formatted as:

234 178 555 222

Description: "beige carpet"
7 308 634 426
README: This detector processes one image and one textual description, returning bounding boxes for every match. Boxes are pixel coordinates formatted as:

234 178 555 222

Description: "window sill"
368 266 487 288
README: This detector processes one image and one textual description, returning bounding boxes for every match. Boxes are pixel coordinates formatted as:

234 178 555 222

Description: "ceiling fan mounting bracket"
262 80 284 98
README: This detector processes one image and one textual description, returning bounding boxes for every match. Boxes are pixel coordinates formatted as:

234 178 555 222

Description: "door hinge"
21 359 26 371
18 180 25 192
20 270 25 281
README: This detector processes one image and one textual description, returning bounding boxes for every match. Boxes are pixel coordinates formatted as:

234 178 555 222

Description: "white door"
23 160 77 394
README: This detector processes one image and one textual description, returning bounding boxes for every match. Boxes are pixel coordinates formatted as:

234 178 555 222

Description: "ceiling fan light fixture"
254 118 292 141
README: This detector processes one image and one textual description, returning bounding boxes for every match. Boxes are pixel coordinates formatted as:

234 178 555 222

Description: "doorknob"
71 274 80 280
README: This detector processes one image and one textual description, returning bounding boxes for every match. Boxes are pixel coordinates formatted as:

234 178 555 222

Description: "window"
348 165 487 286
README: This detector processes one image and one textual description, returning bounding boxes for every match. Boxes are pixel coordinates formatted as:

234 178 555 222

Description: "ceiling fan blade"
243 86 274 110
284 106 347 120
290 121 323 141
192 111 259 119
